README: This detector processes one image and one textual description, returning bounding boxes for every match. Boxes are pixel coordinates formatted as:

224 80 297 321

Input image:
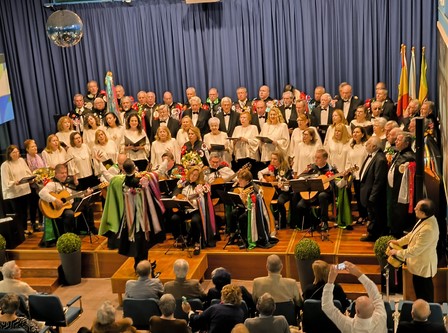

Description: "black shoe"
360 234 377 242
346 225 354 230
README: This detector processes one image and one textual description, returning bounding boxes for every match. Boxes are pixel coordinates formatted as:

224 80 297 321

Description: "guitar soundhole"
61 198 66 203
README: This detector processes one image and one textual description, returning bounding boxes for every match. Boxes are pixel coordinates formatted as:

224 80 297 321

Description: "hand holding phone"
337 263 346 270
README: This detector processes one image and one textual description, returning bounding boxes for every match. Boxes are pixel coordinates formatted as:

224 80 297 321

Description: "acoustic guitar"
299 165 359 201
209 162 251 185
39 182 108 219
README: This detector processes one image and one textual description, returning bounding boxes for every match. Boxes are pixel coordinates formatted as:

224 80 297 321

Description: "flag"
409 47 416 100
397 44 409 117
104 71 121 124
418 47 428 103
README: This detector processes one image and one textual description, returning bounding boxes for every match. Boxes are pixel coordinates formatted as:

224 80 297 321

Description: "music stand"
289 179 331 241
162 198 194 257
217 191 247 251
74 191 100 243
158 179 178 197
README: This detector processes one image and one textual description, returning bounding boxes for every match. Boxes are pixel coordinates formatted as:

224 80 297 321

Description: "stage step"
21 277 59 294
340 282 381 300
15 259 60 278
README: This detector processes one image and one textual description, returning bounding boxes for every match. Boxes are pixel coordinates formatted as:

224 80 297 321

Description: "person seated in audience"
252 255 301 308
0 261 37 297
0 294 40 333
125 260 163 299
163 259 206 300
149 293 191 333
321 262 386 333
41 134 68 169
91 300 137 333
396 298 446 333
231 323 250 333
56 115 77 149
302 260 349 312
182 284 245 333
206 267 255 316
244 292 290 333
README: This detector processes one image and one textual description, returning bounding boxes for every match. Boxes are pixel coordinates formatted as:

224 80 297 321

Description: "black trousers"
413 274 434 302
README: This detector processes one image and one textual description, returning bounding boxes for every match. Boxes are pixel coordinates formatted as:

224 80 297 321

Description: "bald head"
266 255 283 273
412 299 431 321
355 296 374 319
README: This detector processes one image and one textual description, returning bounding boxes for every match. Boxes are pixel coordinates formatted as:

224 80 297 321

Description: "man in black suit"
255 85 273 103
163 91 183 121
310 93 334 143
251 100 268 133
334 83 363 123
387 132 415 238
150 104 179 141
234 86 252 113
374 88 395 120
182 96 211 137
279 91 298 135
143 91 158 137
309 85 325 109
359 136 388 242
69 93 91 132
183 86 197 110
216 97 240 137
396 299 446 333
206 87 221 117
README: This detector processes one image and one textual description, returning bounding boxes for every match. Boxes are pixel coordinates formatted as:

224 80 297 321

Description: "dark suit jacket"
335 97 363 123
182 108 211 137
251 113 266 133
163 277 206 300
150 117 179 141
279 104 298 130
143 104 159 136
216 110 240 137
360 150 387 207
396 320 446 333
381 100 395 120
310 106 334 127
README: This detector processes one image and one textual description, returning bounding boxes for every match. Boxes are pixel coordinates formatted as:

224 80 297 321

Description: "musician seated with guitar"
257 151 292 229
204 152 235 184
172 166 218 255
39 163 93 235
156 152 184 183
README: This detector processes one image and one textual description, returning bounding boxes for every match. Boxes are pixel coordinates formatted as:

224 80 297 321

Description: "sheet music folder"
216 190 245 208
289 178 324 194
159 179 178 195
161 198 193 210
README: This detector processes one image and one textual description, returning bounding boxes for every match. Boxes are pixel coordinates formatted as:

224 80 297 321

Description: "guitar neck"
65 183 102 201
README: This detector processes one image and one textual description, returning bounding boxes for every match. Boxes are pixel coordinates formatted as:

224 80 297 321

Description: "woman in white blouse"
104 112 124 150
346 126 369 224
326 123 351 171
150 126 180 168
55 116 77 149
231 111 259 171
92 129 119 176
67 132 98 190
41 134 67 169
83 113 105 149
121 112 150 172
292 128 322 176
289 114 322 160
350 105 373 136
258 107 289 165
1 145 33 234
324 109 352 146
176 116 192 147
203 117 231 165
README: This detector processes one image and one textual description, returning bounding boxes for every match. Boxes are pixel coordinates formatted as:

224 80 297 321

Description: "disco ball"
46 10 83 47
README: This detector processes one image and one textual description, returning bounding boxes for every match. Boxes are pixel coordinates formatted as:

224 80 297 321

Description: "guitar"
209 162 252 185
299 165 359 201
39 182 108 219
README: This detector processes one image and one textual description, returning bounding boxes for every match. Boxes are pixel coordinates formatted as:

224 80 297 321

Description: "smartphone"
182 296 187 303
337 263 346 270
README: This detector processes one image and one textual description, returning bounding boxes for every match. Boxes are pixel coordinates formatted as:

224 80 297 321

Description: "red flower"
175 104 183 111
251 193 256 203
202 104 209 110
181 145 187 156
132 103 139 111
325 171 334 178
364 98 371 109
220 161 229 167
268 165 275 172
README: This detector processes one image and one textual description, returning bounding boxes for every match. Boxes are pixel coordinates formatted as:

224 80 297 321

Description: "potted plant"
294 238 320 288
374 235 402 294
56 233 82 285
373 235 396 267
0 234 7 266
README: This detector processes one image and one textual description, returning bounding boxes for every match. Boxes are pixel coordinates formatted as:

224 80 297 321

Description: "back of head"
312 260 329 284
173 259 189 279
412 299 431 322
159 294 176 317
212 268 231 291
257 293 276 316
221 284 242 305
0 293 19 315
266 254 283 274
123 159 135 175
355 296 374 319
135 260 151 278
231 323 249 333
96 301 116 325
1 260 18 279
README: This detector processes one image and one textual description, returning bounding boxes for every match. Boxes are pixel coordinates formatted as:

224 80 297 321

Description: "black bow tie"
259 115 265 119
223 113 230 117
192 111 199 115
159 120 166 124
343 99 350 103
284 106 291 110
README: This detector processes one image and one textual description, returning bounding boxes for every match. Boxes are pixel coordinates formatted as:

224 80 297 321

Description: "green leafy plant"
294 238 320 260
56 233 81 254
0 235 6 250
373 235 396 259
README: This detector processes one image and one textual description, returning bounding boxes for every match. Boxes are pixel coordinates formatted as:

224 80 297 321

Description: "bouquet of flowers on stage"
181 150 204 168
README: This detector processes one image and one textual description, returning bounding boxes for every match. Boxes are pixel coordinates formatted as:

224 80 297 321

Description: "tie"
223 113 230 117
359 154 372 178
192 111 199 115
159 120 166 124
343 100 350 103
259 116 265 119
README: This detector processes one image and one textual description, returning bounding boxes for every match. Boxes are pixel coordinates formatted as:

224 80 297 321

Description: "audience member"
125 260 163 299
321 262 387 333
396 298 446 333
0 261 37 297
244 292 290 333
163 259 206 300
91 301 137 333
149 294 191 333
0 294 40 333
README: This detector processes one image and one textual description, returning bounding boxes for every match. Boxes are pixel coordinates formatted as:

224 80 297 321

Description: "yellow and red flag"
397 44 409 117
418 47 428 103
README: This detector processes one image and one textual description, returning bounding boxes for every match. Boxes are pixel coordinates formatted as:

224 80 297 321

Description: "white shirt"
346 142 368 180
56 130 77 148
203 131 232 165
120 129 150 161
105 125 125 151
67 144 93 179
176 129 189 147
232 125 260 161
360 150 377 181
1 159 32 199
259 123 290 162
289 126 322 158
292 142 322 174
41 148 67 169
150 138 180 167
326 140 350 171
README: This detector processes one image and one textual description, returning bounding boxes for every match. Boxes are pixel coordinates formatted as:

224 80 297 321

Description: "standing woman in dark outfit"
1 145 33 236
181 126 209 167
121 112 150 172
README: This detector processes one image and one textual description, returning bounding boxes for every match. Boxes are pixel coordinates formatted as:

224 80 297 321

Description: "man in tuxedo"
279 91 298 134
150 104 179 141
334 83 362 123
256 85 273 103
216 97 240 137
309 85 325 109
206 87 221 117
310 93 334 142
396 299 445 333
69 93 91 133
359 136 388 242
163 91 183 121
84 80 105 107
115 84 125 109
182 96 211 137
375 88 395 120
120 96 134 122
234 86 252 113
143 91 158 136
251 100 268 132
183 86 196 110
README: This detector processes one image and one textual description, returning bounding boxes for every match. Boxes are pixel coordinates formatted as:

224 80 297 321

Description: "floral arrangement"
132 102 147 118
170 104 183 121
385 147 396 165
33 167 55 188
181 150 204 168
